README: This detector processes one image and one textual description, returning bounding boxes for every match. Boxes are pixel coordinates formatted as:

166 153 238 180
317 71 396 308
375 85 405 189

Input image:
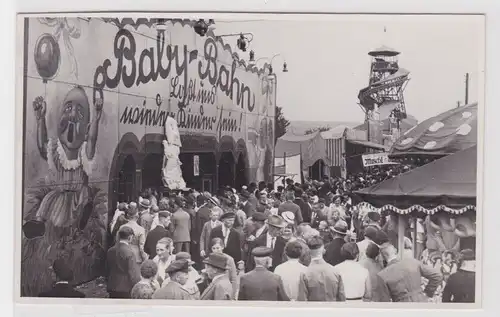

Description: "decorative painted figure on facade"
23 87 103 240
21 86 107 296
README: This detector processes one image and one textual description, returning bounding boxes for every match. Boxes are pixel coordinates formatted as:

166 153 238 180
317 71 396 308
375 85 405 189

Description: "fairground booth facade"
20 17 276 296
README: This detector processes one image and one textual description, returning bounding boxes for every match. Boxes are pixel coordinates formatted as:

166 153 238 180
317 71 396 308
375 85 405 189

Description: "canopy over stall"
391 103 477 156
355 145 477 213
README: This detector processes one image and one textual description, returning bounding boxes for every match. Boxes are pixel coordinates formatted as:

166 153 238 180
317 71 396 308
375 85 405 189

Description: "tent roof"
275 131 331 167
391 103 477 156
355 145 477 210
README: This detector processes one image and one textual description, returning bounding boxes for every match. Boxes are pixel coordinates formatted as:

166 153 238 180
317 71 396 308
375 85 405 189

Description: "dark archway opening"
179 152 217 192
235 153 248 190
117 154 136 204
218 152 235 188
142 153 163 192
309 159 325 181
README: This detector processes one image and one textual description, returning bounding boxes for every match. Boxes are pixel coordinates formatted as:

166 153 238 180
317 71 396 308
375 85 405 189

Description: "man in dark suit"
38 258 85 298
106 226 141 298
324 221 348 266
209 212 242 263
294 188 312 223
144 211 171 259
278 191 303 225
240 189 256 218
246 215 287 272
239 247 289 301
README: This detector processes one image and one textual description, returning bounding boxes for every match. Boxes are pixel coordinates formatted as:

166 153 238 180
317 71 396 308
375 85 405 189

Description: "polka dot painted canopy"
391 103 477 156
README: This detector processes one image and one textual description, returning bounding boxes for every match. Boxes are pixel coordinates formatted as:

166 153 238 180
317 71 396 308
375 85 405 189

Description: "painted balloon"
34 33 60 82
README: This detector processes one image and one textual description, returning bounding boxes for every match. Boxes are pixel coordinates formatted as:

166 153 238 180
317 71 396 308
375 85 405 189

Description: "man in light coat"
297 236 346 301
171 196 191 254
375 239 443 302
119 206 148 264
200 253 233 300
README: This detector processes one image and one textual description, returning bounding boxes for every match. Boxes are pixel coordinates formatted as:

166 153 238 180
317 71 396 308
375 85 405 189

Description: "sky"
213 14 484 124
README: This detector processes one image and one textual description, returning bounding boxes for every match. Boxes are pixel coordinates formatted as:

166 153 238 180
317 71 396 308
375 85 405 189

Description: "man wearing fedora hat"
38 258 85 298
175 252 201 299
209 212 243 265
200 253 233 300
240 189 257 218
246 215 287 272
152 259 194 300
239 247 289 301
324 221 348 266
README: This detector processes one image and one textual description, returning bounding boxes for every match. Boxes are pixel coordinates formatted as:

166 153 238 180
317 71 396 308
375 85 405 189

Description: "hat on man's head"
208 196 220 207
267 215 286 228
373 230 390 246
219 212 236 221
364 226 379 240
252 246 273 258
281 211 295 225
460 249 475 261
165 259 190 274
203 253 228 270
139 199 151 208
252 212 267 222
331 220 348 235
367 211 381 222
50 258 74 281
175 252 195 265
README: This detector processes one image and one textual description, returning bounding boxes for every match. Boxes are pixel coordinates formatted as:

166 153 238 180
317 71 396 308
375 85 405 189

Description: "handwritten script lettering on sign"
93 29 256 112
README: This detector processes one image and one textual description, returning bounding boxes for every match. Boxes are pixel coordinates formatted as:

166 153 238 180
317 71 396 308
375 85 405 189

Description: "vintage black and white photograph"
16 13 483 305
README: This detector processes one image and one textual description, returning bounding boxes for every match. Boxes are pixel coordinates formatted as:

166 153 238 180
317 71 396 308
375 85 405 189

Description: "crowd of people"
38 173 476 303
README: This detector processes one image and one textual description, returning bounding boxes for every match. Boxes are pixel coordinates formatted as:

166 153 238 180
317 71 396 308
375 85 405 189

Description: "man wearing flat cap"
200 253 233 300
38 258 85 298
152 259 194 300
209 212 243 264
138 199 154 235
246 215 287 272
238 247 290 301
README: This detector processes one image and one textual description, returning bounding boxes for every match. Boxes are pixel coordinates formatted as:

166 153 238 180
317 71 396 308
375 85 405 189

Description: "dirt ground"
75 276 108 298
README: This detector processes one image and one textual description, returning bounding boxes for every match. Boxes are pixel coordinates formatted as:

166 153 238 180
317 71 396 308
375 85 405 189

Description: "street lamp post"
252 53 289 74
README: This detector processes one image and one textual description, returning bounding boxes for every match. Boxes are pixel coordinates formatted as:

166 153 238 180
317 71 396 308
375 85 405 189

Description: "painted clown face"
58 87 90 150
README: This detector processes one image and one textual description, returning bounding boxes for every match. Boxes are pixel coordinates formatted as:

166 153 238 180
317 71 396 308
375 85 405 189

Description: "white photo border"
3 1 498 317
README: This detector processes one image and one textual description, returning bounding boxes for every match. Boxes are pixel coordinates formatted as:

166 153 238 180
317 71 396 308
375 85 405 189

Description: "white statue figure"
162 116 186 190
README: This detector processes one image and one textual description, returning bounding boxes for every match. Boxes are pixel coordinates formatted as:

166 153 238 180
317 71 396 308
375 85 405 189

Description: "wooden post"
397 214 405 260
412 217 418 258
